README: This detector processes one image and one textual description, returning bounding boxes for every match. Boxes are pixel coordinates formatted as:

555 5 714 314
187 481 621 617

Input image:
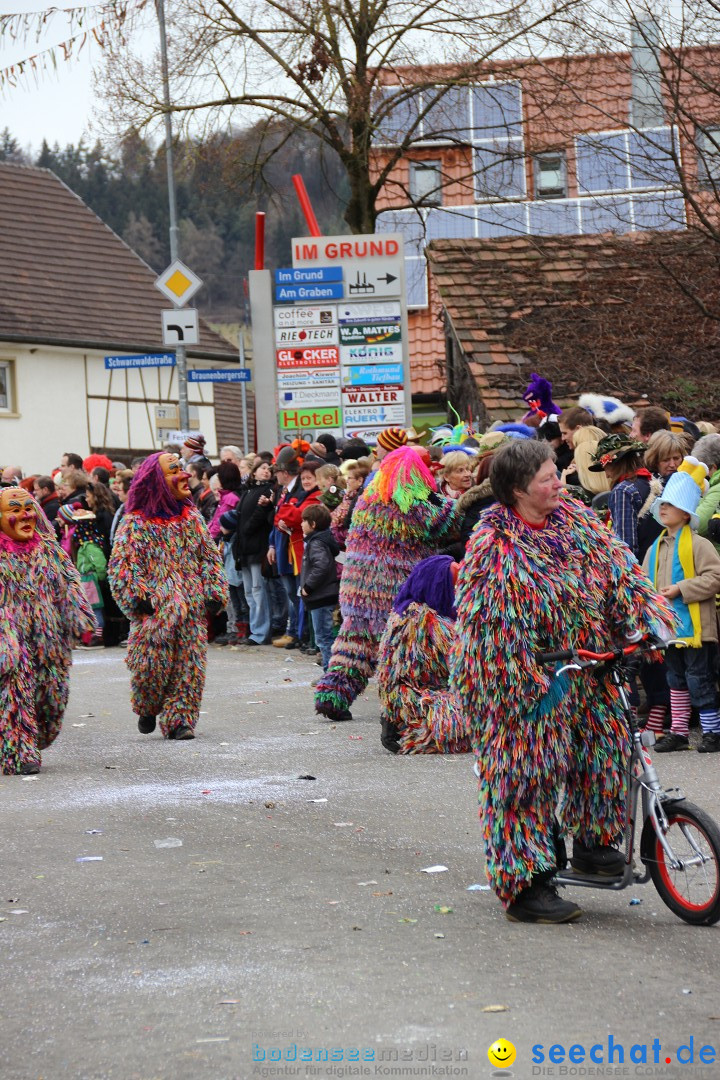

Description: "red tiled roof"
0 162 236 360
426 232 720 420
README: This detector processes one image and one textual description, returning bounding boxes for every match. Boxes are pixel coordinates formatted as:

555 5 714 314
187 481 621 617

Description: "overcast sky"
0 2 143 153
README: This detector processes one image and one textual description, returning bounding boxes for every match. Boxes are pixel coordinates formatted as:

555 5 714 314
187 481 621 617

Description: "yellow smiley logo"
488 1039 516 1068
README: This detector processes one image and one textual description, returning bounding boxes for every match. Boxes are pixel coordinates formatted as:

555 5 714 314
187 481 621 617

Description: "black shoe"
171 724 195 741
506 880 582 924
655 732 690 753
17 761 41 775
571 839 624 877
698 731 720 754
330 708 353 722
137 714 157 734
285 639 299 650
380 718 401 754
244 638 261 646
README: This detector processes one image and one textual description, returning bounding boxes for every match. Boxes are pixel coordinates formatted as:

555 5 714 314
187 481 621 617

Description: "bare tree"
92 0 584 234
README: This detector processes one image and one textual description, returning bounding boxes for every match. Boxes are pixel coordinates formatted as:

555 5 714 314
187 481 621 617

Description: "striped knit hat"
183 434 206 454
376 427 407 452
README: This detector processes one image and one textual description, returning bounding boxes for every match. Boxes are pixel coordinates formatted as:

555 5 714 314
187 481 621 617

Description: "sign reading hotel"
271 232 409 438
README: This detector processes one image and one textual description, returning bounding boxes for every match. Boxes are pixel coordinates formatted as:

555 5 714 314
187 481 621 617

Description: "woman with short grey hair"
693 434 720 544
451 439 673 924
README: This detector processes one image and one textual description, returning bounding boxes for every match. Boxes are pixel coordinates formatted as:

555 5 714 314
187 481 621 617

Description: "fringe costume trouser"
127 617 207 737
314 617 380 720
1 647 70 773
477 692 629 906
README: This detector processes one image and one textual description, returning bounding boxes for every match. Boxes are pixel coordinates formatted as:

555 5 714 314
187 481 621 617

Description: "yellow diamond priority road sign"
155 259 203 308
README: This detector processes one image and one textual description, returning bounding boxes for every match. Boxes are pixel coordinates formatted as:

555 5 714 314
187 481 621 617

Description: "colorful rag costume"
315 447 460 720
377 555 470 754
452 496 673 906
0 521 95 774
108 455 227 738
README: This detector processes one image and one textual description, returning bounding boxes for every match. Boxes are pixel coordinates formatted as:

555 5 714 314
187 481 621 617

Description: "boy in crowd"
300 504 340 672
642 457 720 753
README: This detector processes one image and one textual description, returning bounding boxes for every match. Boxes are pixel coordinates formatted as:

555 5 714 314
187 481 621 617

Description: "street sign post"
155 259 204 434
155 260 203 307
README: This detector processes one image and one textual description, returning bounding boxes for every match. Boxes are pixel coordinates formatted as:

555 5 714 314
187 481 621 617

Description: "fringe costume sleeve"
54 541 97 640
107 513 153 618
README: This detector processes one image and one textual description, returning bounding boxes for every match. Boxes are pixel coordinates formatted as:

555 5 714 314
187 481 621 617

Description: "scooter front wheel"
644 802 720 925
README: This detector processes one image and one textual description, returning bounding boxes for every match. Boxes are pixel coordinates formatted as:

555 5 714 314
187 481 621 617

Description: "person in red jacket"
271 460 321 649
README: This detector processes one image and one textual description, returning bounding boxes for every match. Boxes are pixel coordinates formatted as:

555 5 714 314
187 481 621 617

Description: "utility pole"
155 0 189 431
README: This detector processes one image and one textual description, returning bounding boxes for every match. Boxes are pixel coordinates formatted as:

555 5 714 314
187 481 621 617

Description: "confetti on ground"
333 822 354 827
467 883 491 892
308 798 327 803
420 865 448 874
434 905 453 914
482 1005 508 1013
358 881 378 886
76 856 103 863
398 917 417 924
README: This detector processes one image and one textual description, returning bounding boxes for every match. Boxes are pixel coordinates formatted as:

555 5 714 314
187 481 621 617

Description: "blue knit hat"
653 456 709 531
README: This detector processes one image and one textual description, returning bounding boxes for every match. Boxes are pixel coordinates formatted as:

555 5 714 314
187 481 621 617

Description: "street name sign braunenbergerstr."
188 369 252 383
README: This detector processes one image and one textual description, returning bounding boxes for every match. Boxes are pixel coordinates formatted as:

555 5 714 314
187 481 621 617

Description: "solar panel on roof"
426 207 476 240
474 139 526 200
375 88 422 145
632 192 686 230
471 83 522 139
422 86 472 143
476 202 527 238
375 208 426 256
576 132 630 193
629 127 678 189
527 200 581 236
405 258 429 307
580 196 634 233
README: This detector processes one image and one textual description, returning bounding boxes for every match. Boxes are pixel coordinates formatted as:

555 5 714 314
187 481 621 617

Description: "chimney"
630 14 665 129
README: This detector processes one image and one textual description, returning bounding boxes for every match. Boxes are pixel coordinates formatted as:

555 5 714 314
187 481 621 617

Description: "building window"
0 360 16 414
409 160 443 205
697 128 720 187
534 151 567 199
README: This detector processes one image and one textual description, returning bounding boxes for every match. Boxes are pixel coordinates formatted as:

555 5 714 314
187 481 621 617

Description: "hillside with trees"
0 122 348 322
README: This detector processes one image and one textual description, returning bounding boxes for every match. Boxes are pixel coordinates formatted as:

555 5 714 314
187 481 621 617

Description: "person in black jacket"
300 503 340 671
228 460 275 645
33 476 60 521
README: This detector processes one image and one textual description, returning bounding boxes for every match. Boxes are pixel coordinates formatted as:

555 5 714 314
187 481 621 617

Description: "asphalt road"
2 644 720 1080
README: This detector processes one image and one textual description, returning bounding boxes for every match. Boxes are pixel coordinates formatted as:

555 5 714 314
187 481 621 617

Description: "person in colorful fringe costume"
108 453 228 741
0 487 95 774
452 440 674 924
642 457 720 754
315 447 460 722
376 554 471 755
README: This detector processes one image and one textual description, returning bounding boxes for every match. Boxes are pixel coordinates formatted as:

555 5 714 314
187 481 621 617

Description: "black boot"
571 838 624 877
137 714 156 734
506 875 582 924
380 718 401 754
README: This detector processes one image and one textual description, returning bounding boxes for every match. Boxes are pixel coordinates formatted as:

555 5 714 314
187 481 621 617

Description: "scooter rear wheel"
644 802 720 925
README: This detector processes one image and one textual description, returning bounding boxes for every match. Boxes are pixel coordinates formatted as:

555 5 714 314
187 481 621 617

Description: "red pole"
254 212 265 270
292 174 322 237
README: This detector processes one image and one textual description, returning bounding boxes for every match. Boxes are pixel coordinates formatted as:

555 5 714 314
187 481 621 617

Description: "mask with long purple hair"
125 453 192 521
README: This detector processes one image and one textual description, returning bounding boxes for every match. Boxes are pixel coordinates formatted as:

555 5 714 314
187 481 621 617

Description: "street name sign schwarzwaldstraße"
104 353 175 370
271 233 409 440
